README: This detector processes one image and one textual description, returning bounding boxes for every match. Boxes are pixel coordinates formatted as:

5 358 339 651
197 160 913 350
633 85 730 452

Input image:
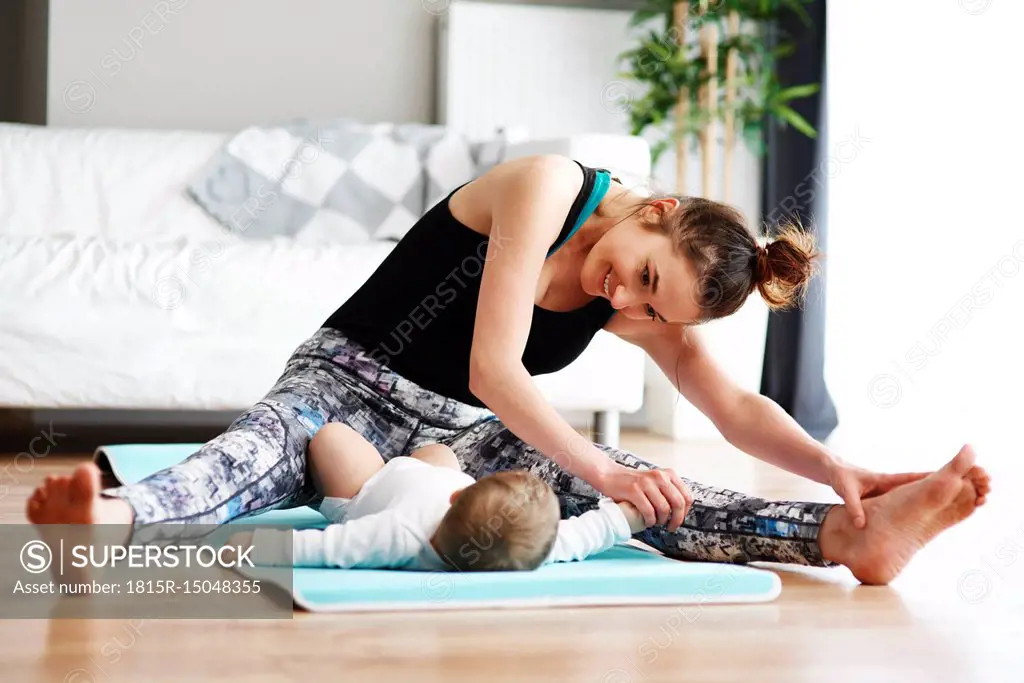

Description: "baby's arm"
544 498 650 564
615 501 649 534
229 510 422 569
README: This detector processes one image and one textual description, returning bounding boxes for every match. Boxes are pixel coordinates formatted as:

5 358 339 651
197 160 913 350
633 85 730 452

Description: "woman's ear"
638 197 680 223
650 197 680 215
449 488 464 505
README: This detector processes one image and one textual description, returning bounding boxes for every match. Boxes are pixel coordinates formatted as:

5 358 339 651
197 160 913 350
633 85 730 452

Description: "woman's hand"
594 462 693 532
827 462 931 529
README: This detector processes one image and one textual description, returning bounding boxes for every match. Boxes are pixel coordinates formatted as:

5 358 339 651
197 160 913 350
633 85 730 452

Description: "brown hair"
642 196 821 321
431 470 560 572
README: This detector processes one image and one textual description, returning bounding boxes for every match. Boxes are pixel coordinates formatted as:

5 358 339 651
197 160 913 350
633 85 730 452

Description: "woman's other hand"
827 462 932 529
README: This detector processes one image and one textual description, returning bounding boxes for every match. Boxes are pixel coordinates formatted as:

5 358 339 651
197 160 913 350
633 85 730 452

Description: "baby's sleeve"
543 498 633 564
251 510 424 569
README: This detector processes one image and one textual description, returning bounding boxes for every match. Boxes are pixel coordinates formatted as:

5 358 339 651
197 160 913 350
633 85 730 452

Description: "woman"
29 155 989 584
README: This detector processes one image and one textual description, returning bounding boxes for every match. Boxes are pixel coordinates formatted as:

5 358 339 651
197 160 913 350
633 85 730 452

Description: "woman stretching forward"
29 155 990 584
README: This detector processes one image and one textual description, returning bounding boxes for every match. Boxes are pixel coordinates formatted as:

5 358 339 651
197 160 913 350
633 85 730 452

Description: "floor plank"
0 433 1020 683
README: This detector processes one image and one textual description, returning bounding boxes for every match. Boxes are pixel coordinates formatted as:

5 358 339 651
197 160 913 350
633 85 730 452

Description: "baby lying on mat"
229 422 647 571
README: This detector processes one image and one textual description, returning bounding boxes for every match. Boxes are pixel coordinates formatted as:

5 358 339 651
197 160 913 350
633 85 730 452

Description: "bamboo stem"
672 1 688 195
723 10 739 203
699 0 717 199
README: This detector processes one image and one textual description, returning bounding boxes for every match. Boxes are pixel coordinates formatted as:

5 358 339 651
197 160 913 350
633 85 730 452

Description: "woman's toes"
943 445 977 477
69 464 101 502
964 467 990 498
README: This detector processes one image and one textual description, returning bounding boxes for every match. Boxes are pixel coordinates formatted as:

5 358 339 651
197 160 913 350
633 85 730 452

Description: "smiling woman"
576 193 820 326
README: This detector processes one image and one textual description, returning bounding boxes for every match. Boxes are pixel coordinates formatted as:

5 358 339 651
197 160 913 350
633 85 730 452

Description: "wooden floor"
1 432 1021 683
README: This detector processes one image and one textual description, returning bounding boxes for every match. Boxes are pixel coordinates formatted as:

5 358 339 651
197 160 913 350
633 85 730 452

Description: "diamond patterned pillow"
187 119 499 244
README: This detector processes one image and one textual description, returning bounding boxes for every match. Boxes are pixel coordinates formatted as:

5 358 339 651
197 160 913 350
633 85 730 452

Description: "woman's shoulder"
449 155 586 236
457 155 585 205
491 154 586 195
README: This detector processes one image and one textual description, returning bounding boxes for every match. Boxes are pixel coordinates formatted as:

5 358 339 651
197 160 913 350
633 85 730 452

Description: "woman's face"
581 200 703 325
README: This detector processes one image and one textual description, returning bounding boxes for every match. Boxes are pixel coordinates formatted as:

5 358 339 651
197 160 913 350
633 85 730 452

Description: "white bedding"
0 234 396 409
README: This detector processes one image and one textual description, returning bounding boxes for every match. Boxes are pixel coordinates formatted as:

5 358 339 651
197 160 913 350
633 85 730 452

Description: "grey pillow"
186 118 505 243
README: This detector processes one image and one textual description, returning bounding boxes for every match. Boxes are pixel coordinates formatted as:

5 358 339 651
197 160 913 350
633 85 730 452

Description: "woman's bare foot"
819 445 984 585
26 463 133 527
26 463 134 585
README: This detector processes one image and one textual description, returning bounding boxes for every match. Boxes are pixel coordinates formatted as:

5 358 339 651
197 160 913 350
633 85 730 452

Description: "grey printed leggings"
98 327 837 566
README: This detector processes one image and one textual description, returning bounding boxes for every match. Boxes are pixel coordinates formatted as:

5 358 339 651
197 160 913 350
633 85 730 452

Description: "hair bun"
755 243 773 285
753 224 820 311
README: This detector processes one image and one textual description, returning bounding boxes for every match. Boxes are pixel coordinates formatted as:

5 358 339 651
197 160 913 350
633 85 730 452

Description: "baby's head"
431 470 560 571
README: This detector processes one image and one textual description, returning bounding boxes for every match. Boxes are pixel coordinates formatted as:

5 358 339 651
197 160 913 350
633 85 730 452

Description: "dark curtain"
759 0 838 441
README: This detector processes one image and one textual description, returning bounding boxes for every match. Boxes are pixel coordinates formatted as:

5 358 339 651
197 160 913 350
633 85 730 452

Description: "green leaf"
774 84 819 104
773 103 817 137
772 42 797 59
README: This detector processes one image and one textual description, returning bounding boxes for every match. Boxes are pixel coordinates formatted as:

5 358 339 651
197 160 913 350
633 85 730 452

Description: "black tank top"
322 161 616 407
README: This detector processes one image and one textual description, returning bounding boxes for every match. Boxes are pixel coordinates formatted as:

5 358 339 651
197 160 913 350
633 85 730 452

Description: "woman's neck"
535 183 645 311
568 182 644 255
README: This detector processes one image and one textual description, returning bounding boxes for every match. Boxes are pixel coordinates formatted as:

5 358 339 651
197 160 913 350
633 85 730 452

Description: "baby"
229 422 647 571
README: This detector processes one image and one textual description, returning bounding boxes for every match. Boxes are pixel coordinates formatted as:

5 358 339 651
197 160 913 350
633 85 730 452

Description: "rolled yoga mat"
94 442 783 613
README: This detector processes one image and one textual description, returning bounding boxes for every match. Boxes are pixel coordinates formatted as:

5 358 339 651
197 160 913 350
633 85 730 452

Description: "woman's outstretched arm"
610 318 931 527
464 155 691 530
611 316 840 482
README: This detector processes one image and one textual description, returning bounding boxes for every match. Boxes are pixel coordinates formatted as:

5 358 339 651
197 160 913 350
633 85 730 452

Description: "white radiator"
437 1 638 142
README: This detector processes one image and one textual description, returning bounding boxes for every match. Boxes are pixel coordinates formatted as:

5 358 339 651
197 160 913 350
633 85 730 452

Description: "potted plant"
618 0 820 200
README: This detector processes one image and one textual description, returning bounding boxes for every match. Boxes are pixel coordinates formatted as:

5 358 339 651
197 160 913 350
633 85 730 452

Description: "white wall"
440 2 640 140
45 0 647 132
826 0 1024 472
47 0 438 130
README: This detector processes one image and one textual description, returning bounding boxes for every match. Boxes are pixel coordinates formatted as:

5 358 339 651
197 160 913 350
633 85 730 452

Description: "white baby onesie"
250 456 632 570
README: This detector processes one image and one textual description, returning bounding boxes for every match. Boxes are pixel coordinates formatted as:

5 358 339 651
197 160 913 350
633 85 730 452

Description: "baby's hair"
432 470 560 572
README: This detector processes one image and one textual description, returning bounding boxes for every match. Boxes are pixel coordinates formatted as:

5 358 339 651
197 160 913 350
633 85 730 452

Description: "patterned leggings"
98 327 837 566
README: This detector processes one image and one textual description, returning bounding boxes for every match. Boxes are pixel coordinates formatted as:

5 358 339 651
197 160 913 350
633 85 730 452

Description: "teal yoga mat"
95 443 782 612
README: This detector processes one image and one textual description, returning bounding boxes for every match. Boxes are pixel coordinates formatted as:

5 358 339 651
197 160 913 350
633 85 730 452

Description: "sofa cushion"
186 119 500 244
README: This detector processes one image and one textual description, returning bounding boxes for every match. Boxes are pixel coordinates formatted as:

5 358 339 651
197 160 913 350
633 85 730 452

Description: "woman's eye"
645 304 658 320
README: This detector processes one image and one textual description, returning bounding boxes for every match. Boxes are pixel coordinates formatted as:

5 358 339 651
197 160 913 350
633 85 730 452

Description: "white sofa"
0 123 651 446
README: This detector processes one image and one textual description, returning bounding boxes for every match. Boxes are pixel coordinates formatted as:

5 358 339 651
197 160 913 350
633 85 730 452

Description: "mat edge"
292 584 782 612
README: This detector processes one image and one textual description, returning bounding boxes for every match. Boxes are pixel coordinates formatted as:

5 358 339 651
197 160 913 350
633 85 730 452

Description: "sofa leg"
592 410 620 448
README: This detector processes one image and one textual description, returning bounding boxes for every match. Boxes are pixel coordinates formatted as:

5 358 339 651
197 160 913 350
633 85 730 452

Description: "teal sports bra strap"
546 168 612 257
